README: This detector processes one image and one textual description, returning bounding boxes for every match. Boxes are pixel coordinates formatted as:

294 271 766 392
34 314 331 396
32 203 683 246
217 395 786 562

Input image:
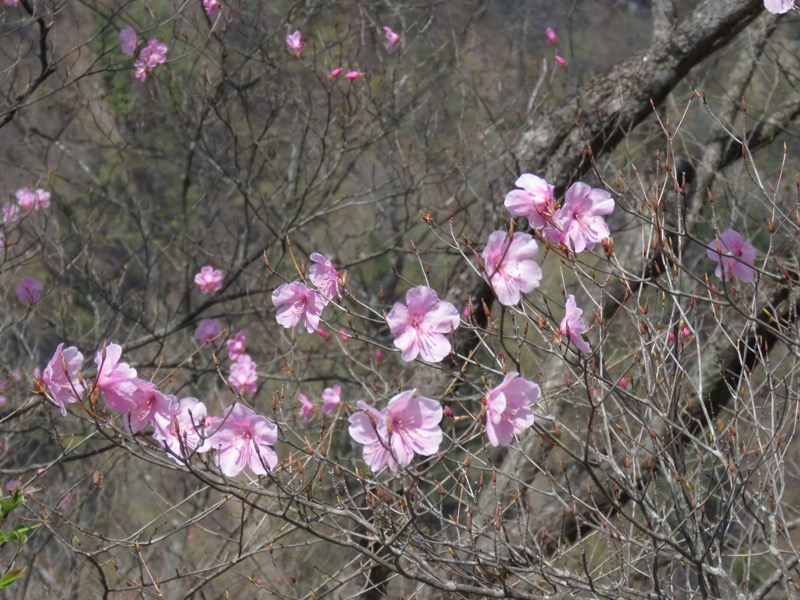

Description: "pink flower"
2 0 19 6
95 343 139 412
330 67 343 78
482 231 542 307
42 344 85 416
308 252 341 302
383 26 400 53
15 188 35 211
226 330 246 360
272 281 326 333
344 71 364 80
386 286 460 363
286 30 305 54
764 0 794 13
555 55 567 67
152 396 211 461
207 403 278 477
16 276 43 303
128 381 169 433
194 265 224 295
298 393 316 422
706 229 757 283
375 349 383 364
484 372 540 447
558 294 591 354
229 354 257 395
619 377 628 390
316 327 327 338
134 39 168 82
348 390 443 473
119 26 138 56
339 329 350 341
682 327 692 338
322 384 342 414
504 173 557 229
545 27 558 45
195 318 223 347
2 203 19 223
203 0 221 16
549 182 614 253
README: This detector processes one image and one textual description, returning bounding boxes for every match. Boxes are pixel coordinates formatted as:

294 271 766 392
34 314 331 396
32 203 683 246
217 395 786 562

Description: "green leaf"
0 567 26 590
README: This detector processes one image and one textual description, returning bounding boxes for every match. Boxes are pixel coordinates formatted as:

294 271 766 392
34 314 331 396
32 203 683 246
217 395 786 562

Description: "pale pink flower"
286 30 305 54
549 182 614 253
555 55 567 67
15 188 36 211
348 390 443 473
194 265 224 295
27 189 50 211
16 276 43 303
558 294 591 354
203 0 221 16
545 27 558 45
298 393 315 422
152 396 211 461
272 281 326 333
195 318 223 347
208 403 278 477
482 230 542 307
707 229 757 283
322 384 342 414
764 0 794 13
95 343 139 413
226 330 246 360
119 26 138 56
2 203 19 223
344 70 364 80
42 344 85 416
2 0 19 7
128 381 169 433
330 67 343 78
484 372 540 447
504 173 557 229
386 286 460 363
308 252 341 302
134 39 168 82
229 354 258 395
383 26 400 53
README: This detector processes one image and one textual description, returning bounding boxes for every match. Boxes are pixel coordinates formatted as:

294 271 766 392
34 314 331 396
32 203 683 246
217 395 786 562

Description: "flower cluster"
119 28 168 83
4 186 52 225
272 252 342 334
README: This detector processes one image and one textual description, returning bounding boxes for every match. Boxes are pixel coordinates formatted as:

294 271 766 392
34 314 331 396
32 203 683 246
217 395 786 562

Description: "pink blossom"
127 381 169 433
555 55 567 67
386 286 460 363
504 173 557 229
308 252 341 302
152 396 211 461
203 0 221 16
208 403 278 477
95 343 139 413
682 327 692 338
706 229 757 283
2 203 19 223
383 26 400 53
344 71 364 80
549 182 614 253
482 230 542 306
195 318 223 346
226 330 246 360
316 327 327 338
558 294 591 354
348 390 443 473
134 39 168 82
484 372 540 447
322 384 342 414
286 30 305 54
298 393 315 422
330 68 343 78
194 265 224 295
375 349 383 364
339 328 350 341
545 27 558 45
229 354 258 395
42 344 85 416
272 281 326 333
619 377 628 390
15 276 43 303
764 0 794 13
15 188 36 211
119 26 138 56
2 0 19 6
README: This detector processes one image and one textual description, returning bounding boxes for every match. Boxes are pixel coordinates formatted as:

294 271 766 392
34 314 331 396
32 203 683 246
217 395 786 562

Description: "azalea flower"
226 330 246 360
545 27 558 45
229 354 258 395
127 381 169 433
558 294 591 354
385 286 460 363
203 0 221 16
504 173 557 229
549 182 614 253
272 281 326 333
555 55 567 67
383 26 400 53
152 396 212 462
119 26 138 56
16 187 50 212
322 384 342 414
706 229 757 283
485 372 540 447
42 344 85 416
2 203 19 223
134 39 168 82
194 265 224 295
330 67 343 78
482 230 542 306
2 0 20 6
95 343 139 413
15 276 43 303
348 390 443 473
194 318 223 346
764 0 794 13
308 252 341 301
286 30 305 54
345 70 364 80
208 403 278 477
298 393 316 422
